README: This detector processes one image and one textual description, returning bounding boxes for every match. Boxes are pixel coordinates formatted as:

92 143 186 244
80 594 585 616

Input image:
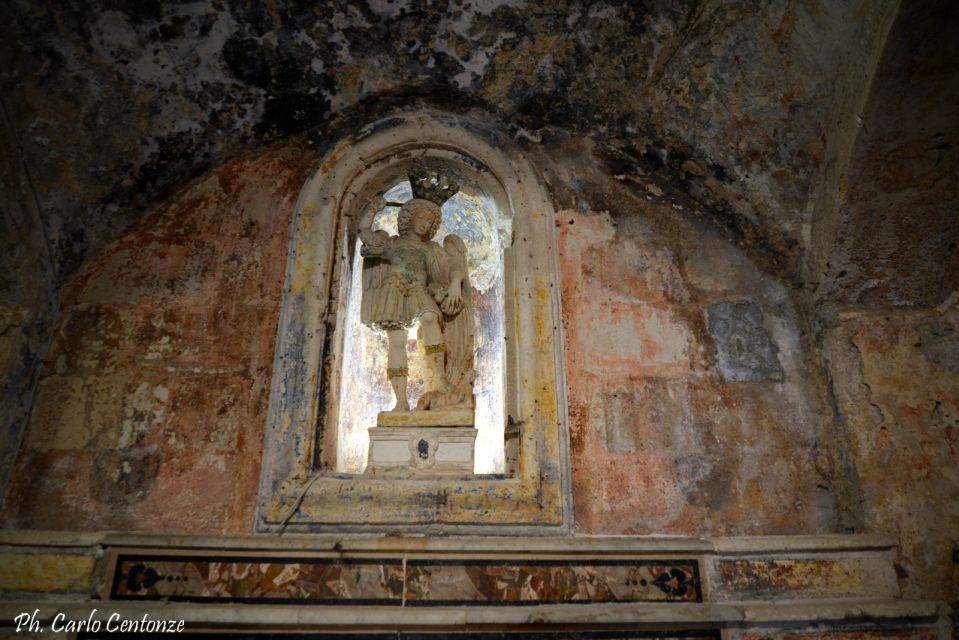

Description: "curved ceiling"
4 0 954 302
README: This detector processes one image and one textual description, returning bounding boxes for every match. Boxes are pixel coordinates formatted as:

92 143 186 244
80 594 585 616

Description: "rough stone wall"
2 0 895 287
817 2 958 308
0 141 313 532
812 1 959 614
0 106 58 499
829 310 959 608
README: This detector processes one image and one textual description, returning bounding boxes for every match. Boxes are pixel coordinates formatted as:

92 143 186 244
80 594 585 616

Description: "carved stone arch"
256 110 571 532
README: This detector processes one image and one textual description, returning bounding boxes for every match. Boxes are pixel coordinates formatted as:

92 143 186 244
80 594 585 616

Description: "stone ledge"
376 410 474 427
0 532 907 607
712 534 897 553
0 531 104 549
0 531 893 553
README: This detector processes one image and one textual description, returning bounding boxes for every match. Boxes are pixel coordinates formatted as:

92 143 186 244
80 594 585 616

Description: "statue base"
366 410 475 476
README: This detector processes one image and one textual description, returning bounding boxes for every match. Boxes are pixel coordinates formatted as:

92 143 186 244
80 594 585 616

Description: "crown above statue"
409 168 459 206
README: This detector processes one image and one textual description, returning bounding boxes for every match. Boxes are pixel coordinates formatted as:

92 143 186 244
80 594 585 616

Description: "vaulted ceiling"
3 0 956 304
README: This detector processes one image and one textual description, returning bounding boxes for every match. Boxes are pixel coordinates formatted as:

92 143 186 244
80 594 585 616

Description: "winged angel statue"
357 170 475 414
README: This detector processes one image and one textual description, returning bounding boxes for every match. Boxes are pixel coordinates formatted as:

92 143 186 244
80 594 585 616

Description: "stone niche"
256 111 572 532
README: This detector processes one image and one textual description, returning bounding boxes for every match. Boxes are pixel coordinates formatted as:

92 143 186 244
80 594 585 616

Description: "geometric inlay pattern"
112 555 404 605
405 559 702 604
110 555 702 605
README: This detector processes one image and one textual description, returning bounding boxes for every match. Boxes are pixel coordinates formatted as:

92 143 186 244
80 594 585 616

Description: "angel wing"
360 230 390 327
440 234 475 407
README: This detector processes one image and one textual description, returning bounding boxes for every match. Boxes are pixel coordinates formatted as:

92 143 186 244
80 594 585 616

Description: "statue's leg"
420 312 448 394
386 328 410 412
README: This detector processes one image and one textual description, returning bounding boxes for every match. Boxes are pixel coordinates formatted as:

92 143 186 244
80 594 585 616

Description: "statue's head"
397 198 442 239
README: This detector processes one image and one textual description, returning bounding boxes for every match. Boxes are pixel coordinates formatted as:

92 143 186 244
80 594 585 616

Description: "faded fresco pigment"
556 190 820 537
0 0 956 628
1 141 315 533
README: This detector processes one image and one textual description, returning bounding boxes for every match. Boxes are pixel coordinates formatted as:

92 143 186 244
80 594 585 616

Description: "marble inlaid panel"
405 559 702 604
110 554 702 605
111 555 404 604
712 556 895 599
0 551 95 593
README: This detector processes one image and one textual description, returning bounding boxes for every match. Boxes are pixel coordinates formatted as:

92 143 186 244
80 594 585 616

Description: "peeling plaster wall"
1 115 955 610
829 310 959 610
813 0 959 614
0 141 314 532
0 0 905 539
539 137 828 536
1 127 831 537
1 0 956 614
561 207 822 535
3 0 896 287
0 0 916 536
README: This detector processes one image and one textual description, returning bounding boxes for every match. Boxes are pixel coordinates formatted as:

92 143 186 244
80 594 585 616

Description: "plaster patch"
579 302 691 376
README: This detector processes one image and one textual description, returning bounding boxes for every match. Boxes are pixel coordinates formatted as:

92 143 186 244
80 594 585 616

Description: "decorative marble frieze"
110 554 700 605
112 555 404 604
404 559 701 605
0 534 946 640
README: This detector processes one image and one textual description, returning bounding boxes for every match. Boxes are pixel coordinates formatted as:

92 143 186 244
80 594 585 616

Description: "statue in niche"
358 170 475 414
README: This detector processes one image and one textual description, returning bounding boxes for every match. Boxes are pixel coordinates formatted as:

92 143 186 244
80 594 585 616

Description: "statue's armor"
365 236 441 330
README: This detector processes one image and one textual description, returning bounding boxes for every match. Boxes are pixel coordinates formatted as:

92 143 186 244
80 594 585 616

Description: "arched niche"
256 110 571 531
329 162 509 476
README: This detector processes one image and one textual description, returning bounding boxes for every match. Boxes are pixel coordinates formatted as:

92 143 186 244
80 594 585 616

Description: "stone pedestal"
367 410 476 476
